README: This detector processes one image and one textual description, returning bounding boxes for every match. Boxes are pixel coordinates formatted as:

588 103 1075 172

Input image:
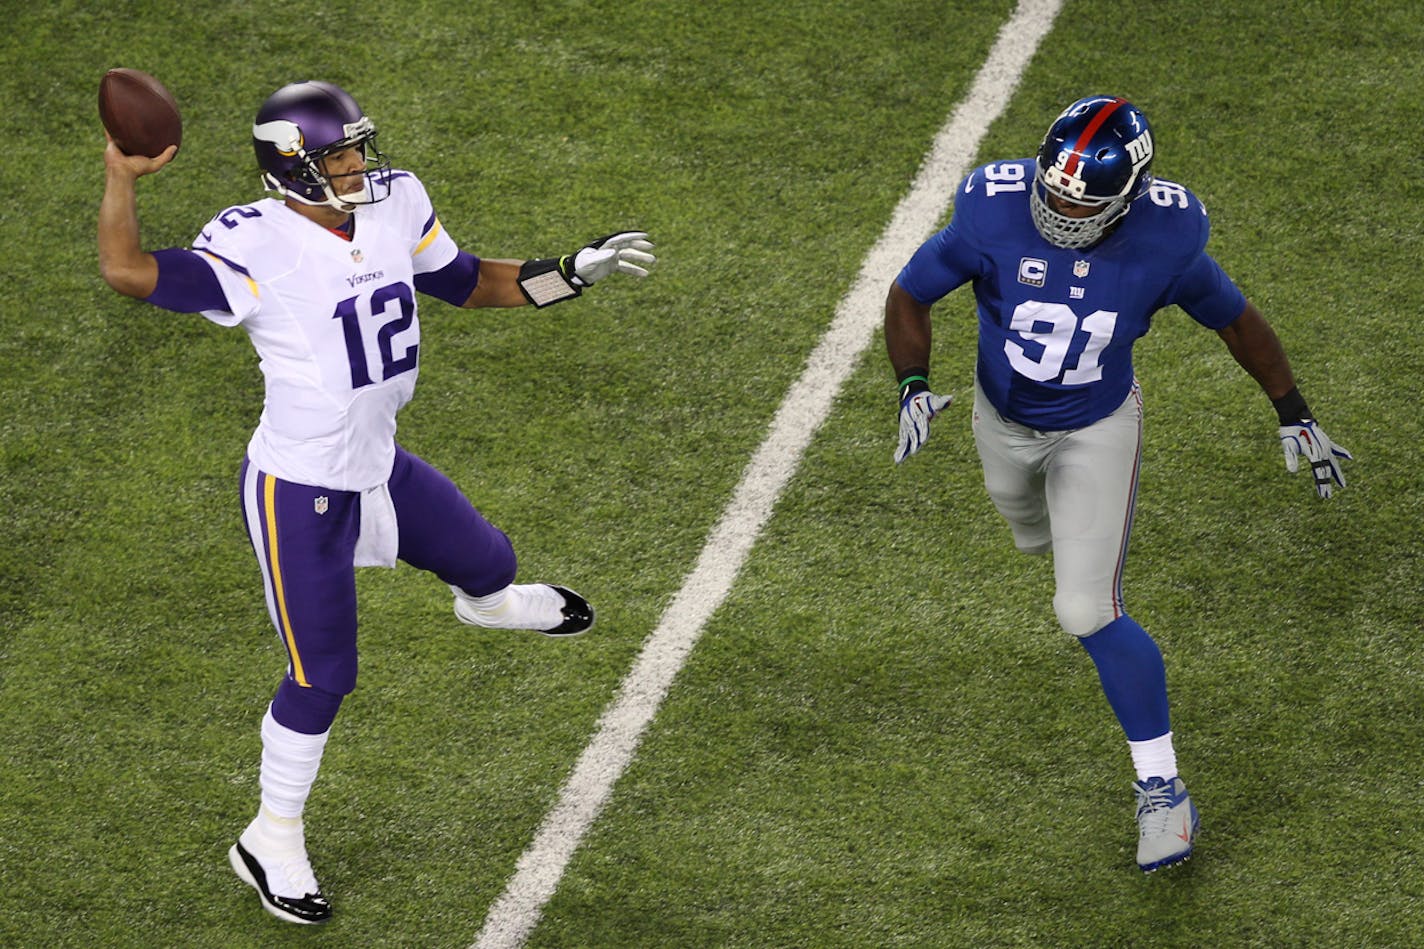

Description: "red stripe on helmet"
1062 97 1127 176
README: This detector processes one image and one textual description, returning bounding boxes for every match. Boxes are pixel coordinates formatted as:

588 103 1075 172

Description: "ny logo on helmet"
1125 130 1154 171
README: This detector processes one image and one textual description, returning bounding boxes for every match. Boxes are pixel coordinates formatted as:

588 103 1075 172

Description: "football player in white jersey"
885 96 1350 872
98 80 655 924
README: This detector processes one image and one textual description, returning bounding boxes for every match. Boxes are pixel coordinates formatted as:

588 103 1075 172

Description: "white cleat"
452 583 594 637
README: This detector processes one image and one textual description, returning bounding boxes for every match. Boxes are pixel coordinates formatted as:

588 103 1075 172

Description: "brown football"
98 68 182 158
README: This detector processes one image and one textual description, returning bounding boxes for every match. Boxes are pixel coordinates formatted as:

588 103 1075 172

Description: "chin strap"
262 172 383 213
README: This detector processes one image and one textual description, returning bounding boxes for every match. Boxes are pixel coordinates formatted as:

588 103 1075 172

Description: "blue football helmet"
1030 95 1155 248
252 81 392 211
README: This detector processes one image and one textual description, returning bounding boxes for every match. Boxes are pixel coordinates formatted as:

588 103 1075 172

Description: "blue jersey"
897 159 1246 430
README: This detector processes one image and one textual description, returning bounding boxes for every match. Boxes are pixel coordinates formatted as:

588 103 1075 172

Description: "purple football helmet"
1030 95 1155 248
252 81 392 211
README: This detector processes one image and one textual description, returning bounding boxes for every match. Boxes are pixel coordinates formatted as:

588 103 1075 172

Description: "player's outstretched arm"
462 231 656 309
98 135 177 299
461 259 530 308
1216 300 1351 498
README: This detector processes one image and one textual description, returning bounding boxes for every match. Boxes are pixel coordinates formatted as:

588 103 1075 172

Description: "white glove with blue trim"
895 389 952 464
1279 419 1351 499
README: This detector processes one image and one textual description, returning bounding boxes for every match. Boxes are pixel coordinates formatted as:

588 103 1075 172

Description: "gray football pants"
971 379 1143 638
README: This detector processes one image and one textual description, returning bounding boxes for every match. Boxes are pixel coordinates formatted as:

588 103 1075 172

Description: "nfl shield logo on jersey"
314 496 329 515
1074 260 1091 278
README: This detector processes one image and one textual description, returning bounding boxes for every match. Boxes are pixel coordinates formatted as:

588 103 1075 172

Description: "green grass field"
2 1 1421 946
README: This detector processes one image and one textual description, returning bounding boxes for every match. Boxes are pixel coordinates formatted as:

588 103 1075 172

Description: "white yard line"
472 3 1064 945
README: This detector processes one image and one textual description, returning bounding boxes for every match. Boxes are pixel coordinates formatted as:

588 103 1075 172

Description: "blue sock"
1077 615 1170 741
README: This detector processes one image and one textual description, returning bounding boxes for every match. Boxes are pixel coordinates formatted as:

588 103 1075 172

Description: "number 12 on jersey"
1005 301 1119 385
332 281 419 389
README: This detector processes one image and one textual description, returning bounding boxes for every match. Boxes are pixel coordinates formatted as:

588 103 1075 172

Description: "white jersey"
192 171 459 490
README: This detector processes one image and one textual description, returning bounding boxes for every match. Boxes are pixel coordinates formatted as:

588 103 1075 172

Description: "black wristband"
517 256 581 307
897 366 930 399
1271 386 1312 425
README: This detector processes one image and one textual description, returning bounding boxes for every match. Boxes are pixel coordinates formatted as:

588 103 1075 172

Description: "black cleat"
229 841 332 925
544 585 595 637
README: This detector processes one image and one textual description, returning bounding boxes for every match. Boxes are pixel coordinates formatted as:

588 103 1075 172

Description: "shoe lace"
278 854 320 898
1135 782 1175 837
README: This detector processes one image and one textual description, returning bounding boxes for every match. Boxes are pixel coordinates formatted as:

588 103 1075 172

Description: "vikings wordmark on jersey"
191 171 459 490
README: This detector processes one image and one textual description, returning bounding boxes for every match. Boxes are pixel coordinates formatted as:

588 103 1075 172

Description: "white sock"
461 585 508 612
452 583 563 630
258 706 330 820
251 804 303 847
241 805 321 897
1128 732 1177 782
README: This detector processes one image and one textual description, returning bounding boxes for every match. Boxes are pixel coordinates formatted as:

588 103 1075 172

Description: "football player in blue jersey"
885 95 1349 872
98 80 654 923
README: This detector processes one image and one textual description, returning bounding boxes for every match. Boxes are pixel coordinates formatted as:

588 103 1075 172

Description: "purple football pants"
238 446 516 732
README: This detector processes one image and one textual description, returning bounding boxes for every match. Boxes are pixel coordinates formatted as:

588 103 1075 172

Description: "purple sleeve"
414 249 481 306
144 248 231 314
1167 252 1247 329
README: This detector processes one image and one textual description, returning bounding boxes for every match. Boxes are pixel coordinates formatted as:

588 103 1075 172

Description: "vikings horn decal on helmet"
252 81 392 212
1030 95 1155 249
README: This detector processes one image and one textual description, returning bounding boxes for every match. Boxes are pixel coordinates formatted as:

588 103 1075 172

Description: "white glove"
1279 419 1352 499
572 231 656 285
895 390 952 464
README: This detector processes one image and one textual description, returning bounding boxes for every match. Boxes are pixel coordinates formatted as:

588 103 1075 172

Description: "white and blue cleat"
1134 775 1199 872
